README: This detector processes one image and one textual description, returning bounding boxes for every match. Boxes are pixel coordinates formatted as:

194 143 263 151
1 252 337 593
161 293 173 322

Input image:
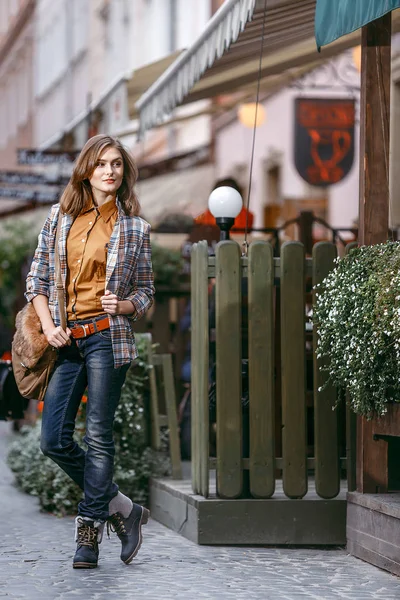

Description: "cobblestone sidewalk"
0 421 399 600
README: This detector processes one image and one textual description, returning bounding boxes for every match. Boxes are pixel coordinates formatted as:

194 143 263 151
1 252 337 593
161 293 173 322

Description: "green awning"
315 0 400 49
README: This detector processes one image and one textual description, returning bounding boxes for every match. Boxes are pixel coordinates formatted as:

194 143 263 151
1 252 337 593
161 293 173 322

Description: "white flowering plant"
313 241 400 418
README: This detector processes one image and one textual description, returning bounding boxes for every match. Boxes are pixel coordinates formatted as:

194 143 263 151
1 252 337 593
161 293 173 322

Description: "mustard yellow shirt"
65 198 118 320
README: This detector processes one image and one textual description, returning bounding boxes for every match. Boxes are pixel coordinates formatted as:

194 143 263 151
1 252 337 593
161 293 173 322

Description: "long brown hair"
60 135 140 217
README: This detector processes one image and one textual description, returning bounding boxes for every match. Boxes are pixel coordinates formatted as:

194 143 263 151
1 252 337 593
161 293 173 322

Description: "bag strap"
54 210 67 331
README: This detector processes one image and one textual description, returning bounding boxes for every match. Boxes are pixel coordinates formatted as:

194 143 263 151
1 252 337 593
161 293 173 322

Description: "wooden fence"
191 239 355 500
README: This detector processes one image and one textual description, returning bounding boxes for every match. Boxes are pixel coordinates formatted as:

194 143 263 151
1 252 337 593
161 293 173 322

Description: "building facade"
215 39 400 234
34 0 212 155
0 0 214 228
129 0 212 161
214 50 361 233
8 1 399 235
0 0 35 170
34 0 90 149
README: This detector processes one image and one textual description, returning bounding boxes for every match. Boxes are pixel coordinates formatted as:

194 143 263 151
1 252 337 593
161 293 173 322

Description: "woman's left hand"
101 289 120 315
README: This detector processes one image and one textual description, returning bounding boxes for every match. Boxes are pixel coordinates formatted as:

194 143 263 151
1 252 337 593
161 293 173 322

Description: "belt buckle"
80 323 89 337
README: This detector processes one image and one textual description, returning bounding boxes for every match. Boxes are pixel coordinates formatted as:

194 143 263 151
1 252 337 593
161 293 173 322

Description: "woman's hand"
32 295 71 348
101 289 120 315
44 325 72 348
101 290 135 316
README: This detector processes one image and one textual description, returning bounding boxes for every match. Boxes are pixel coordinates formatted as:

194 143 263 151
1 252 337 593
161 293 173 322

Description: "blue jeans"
40 325 130 522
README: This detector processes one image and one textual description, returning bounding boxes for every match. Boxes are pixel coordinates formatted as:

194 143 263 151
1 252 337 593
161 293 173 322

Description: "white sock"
109 491 133 519
75 516 105 543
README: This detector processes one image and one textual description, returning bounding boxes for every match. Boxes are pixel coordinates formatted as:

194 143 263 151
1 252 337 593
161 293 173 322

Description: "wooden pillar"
358 14 391 245
357 14 391 493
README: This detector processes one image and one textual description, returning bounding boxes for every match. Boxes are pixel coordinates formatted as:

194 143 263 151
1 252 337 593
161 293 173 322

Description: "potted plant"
314 241 400 418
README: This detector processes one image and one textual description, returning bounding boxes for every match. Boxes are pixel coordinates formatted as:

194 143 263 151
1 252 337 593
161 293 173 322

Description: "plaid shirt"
26 200 155 367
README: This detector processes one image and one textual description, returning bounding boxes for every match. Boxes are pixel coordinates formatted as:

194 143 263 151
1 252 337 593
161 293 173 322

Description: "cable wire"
242 0 268 256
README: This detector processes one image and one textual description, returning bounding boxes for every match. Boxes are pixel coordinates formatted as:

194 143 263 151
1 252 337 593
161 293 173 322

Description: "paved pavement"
0 421 399 600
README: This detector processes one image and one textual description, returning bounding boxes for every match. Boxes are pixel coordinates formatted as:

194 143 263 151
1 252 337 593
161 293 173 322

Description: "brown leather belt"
70 316 110 339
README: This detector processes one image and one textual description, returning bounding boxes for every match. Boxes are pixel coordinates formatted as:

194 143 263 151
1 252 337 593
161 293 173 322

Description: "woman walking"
25 134 154 569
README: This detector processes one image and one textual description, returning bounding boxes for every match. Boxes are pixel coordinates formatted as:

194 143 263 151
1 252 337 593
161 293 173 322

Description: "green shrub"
7 425 84 515
0 220 37 328
151 242 185 286
7 337 170 516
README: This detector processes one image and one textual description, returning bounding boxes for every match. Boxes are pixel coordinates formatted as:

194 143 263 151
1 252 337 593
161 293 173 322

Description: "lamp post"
208 186 243 240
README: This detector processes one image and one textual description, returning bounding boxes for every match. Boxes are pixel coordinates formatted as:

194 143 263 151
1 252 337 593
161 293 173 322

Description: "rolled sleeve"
125 225 155 321
25 208 53 302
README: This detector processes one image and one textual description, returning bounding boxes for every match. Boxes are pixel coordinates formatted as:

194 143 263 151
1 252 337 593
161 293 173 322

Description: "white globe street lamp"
208 186 243 240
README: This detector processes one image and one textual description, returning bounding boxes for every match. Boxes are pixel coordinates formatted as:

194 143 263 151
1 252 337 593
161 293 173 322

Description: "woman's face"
89 146 124 198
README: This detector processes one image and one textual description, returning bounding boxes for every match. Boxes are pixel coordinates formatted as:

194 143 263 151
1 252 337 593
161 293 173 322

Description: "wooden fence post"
191 243 200 494
313 242 340 499
248 241 275 498
216 241 243 498
197 241 209 497
281 242 307 499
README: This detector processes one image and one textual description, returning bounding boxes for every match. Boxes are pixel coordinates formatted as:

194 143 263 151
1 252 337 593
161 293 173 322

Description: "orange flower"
194 207 254 230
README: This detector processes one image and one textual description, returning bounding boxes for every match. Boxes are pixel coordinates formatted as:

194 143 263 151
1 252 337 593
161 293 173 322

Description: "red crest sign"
294 97 355 187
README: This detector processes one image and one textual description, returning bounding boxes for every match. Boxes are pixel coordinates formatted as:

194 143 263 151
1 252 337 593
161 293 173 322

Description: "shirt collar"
81 197 117 222
81 201 95 215
97 197 117 223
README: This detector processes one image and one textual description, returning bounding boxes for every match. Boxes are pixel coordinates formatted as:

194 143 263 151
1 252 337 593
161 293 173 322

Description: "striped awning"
316 0 400 50
127 50 184 120
137 0 316 135
135 0 400 136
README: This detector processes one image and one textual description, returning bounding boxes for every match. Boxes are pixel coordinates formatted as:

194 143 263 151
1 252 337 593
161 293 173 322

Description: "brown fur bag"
12 303 57 402
11 212 64 403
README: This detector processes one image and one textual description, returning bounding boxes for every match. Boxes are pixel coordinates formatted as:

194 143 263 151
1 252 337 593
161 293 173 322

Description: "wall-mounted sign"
17 145 211 176
294 97 355 187
0 187 61 202
17 149 80 166
0 171 69 186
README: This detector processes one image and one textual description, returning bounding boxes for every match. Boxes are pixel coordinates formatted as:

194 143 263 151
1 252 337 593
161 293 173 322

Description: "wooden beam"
357 14 391 493
358 14 391 245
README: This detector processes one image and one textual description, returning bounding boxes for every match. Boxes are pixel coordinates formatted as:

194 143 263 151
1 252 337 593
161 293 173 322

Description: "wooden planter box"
357 404 400 494
348 404 400 577
347 491 400 577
